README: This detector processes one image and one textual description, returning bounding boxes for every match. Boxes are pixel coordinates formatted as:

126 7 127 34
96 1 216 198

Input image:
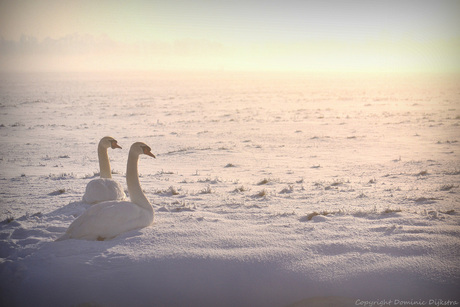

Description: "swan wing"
82 178 126 204
65 201 149 240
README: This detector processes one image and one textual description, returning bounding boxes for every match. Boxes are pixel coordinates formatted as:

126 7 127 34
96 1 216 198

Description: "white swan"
82 136 126 204
58 142 156 241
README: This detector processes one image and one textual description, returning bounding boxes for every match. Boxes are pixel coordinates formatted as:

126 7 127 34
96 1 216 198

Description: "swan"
82 136 126 204
57 142 156 241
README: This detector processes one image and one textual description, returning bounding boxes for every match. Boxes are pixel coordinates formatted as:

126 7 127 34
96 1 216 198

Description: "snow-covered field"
1 71 459 307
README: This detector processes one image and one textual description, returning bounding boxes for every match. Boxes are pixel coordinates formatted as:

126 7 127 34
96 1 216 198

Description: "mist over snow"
0 72 459 307
0 34 228 72
1 32 458 73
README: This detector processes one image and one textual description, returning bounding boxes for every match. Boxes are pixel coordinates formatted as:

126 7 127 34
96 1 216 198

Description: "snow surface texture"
0 72 459 307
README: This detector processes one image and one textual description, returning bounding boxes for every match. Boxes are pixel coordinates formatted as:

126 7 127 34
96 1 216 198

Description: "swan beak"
112 142 122 149
142 145 156 158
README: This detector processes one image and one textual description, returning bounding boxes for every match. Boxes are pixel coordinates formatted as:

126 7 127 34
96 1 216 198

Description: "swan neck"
98 144 112 179
126 152 152 211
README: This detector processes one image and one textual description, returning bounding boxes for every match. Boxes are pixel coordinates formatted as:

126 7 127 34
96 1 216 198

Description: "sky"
1 0 459 72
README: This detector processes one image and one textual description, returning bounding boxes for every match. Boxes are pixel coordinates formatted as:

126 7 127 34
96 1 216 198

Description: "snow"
0 71 459 307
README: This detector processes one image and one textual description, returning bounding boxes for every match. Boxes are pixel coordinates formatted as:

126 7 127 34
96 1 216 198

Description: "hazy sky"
1 0 459 72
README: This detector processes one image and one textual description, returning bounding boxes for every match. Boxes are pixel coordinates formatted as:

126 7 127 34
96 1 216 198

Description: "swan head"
100 136 122 150
130 142 156 158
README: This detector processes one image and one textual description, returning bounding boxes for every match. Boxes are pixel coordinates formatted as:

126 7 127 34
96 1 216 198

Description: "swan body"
82 136 126 204
58 142 155 241
82 178 125 205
